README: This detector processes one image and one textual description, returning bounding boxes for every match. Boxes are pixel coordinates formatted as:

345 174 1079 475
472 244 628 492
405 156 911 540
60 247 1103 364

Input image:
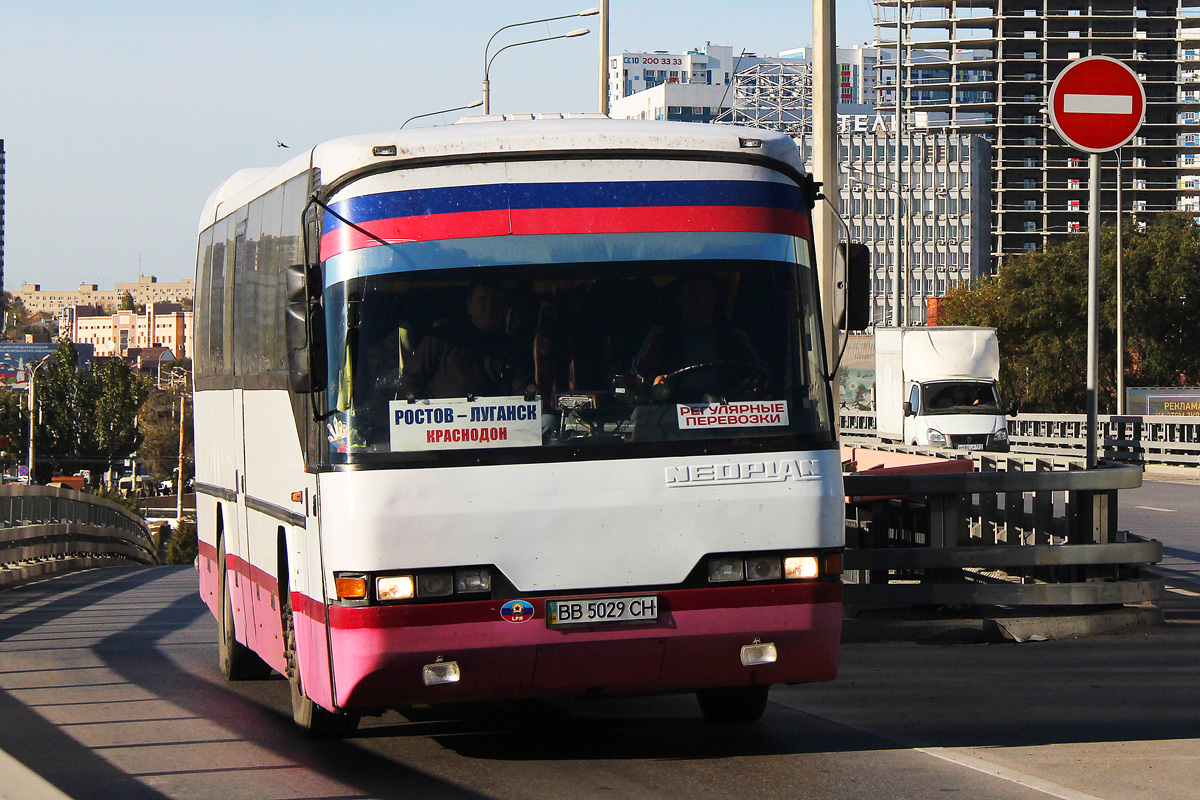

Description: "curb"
841 604 1164 644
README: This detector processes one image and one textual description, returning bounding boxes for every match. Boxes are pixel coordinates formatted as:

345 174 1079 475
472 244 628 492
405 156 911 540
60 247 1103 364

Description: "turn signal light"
334 575 367 600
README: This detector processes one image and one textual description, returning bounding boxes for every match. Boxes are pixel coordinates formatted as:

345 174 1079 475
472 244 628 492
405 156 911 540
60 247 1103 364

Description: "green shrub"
163 520 198 566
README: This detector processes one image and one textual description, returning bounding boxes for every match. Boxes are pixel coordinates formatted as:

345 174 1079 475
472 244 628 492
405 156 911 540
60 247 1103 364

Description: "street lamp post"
26 354 52 484
482 8 597 114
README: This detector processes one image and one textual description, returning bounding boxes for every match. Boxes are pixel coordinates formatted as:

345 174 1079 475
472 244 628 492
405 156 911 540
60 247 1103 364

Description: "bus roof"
199 117 804 233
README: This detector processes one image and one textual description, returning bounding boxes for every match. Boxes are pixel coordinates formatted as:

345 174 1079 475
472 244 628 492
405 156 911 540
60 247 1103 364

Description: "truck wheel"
281 575 359 737
218 540 272 681
696 685 769 723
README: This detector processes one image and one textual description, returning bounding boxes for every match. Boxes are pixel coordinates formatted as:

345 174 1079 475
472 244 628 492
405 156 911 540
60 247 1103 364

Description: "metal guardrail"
842 454 1162 608
841 411 1200 467
0 485 158 587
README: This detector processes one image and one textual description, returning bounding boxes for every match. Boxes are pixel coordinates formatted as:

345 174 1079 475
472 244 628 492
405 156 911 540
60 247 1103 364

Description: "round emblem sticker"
500 600 533 623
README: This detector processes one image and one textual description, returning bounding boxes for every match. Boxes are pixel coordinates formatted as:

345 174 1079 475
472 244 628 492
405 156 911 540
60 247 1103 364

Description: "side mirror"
834 243 872 331
1007 400 1022 418
285 263 326 393
903 401 914 417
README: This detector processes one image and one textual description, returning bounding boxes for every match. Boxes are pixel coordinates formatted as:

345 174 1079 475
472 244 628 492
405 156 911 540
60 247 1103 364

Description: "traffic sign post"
1048 57 1145 469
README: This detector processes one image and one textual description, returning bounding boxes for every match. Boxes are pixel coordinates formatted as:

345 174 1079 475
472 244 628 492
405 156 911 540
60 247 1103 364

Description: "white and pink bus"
193 115 856 735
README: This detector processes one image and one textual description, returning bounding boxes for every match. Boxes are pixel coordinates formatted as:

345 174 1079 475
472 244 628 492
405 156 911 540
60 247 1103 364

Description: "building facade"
66 302 192 360
14 275 193 317
873 0 1200 264
608 43 808 108
802 131 993 326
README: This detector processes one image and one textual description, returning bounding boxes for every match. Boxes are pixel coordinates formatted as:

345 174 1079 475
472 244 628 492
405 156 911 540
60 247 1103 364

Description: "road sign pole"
1048 56 1145 470
1086 153 1100 469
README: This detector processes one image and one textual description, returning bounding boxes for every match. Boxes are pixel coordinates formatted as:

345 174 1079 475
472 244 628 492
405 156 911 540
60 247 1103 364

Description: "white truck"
874 327 1011 452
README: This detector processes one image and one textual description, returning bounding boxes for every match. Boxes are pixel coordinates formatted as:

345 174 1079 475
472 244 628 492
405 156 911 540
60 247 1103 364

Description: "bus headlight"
417 572 454 597
454 568 492 593
708 557 745 582
783 556 820 580
745 556 781 581
376 575 415 601
927 429 947 444
993 428 1009 442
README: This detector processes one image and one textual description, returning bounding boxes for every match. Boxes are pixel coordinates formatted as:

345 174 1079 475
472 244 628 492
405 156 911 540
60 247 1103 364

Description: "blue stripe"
322 231 801 288
324 180 803 232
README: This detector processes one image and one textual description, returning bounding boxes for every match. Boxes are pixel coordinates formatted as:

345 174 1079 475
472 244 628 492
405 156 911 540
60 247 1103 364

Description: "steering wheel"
659 360 768 402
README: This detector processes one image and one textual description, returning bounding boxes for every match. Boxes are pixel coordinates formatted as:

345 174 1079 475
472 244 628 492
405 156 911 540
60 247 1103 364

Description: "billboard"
1125 387 1200 417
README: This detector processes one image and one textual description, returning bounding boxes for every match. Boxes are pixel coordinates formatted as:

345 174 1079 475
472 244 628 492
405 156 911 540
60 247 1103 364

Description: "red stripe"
327 581 840 631
509 206 809 236
320 205 811 260
320 209 510 258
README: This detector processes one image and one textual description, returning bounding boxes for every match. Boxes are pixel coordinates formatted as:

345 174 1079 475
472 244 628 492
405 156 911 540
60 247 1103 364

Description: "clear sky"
1 1 879 291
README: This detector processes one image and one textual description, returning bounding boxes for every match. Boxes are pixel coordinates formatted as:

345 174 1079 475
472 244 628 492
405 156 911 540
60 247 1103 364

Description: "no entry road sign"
1049 56 1145 153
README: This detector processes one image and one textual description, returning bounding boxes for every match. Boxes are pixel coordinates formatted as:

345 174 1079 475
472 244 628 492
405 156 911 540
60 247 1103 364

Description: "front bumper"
327 581 842 709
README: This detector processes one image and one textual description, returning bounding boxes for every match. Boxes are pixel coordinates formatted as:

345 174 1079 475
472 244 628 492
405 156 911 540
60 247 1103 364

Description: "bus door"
229 216 261 651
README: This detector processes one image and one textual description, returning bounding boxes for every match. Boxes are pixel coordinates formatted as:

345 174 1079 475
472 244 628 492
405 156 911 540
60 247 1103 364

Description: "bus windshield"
322 254 831 464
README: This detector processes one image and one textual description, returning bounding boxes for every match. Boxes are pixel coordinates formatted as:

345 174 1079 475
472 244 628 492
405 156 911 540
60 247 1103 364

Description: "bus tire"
281 581 359 737
218 540 272 681
696 685 770 724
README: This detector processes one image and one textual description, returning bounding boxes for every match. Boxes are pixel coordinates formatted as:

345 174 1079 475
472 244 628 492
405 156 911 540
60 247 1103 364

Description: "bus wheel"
696 685 770 724
281 589 359 737
217 540 272 681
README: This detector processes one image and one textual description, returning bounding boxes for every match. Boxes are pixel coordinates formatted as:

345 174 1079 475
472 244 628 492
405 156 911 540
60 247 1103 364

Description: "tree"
34 339 91 480
29 339 149 483
939 213 1200 412
118 291 135 311
0 390 28 473
89 357 150 479
138 385 192 484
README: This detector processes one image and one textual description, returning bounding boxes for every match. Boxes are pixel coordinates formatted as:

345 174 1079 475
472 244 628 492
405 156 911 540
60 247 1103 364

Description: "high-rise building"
873 0 1200 265
801 131 993 325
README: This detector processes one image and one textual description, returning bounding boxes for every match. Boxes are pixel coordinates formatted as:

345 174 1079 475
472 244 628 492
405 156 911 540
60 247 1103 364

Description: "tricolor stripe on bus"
319 179 811 261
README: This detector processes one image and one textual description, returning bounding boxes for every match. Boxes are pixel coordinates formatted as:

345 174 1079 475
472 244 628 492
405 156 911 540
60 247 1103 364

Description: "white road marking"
1134 505 1176 513
772 698 1108 800
1168 587 1200 597
1064 94 1133 115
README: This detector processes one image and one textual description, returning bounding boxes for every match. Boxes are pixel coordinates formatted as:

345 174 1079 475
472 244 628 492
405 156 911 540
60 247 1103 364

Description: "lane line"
1167 587 1200 597
1134 506 1176 513
771 698 1107 800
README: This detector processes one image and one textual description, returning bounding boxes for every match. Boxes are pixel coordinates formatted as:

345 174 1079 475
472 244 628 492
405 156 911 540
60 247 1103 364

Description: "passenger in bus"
631 272 768 401
401 282 534 399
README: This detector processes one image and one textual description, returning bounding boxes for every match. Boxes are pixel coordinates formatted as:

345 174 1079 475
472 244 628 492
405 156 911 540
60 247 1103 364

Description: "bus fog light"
454 568 491 593
335 575 367 601
745 556 781 581
377 575 414 601
418 573 454 597
740 642 777 666
422 660 461 686
708 557 744 583
784 556 819 580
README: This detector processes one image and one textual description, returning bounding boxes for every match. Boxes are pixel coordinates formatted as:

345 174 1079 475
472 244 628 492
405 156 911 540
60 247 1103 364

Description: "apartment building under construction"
873 0 1200 265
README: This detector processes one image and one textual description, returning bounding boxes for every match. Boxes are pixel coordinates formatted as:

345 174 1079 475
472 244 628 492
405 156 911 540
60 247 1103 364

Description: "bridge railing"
0 485 158 587
842 453 1161 608
841 411 1200 467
